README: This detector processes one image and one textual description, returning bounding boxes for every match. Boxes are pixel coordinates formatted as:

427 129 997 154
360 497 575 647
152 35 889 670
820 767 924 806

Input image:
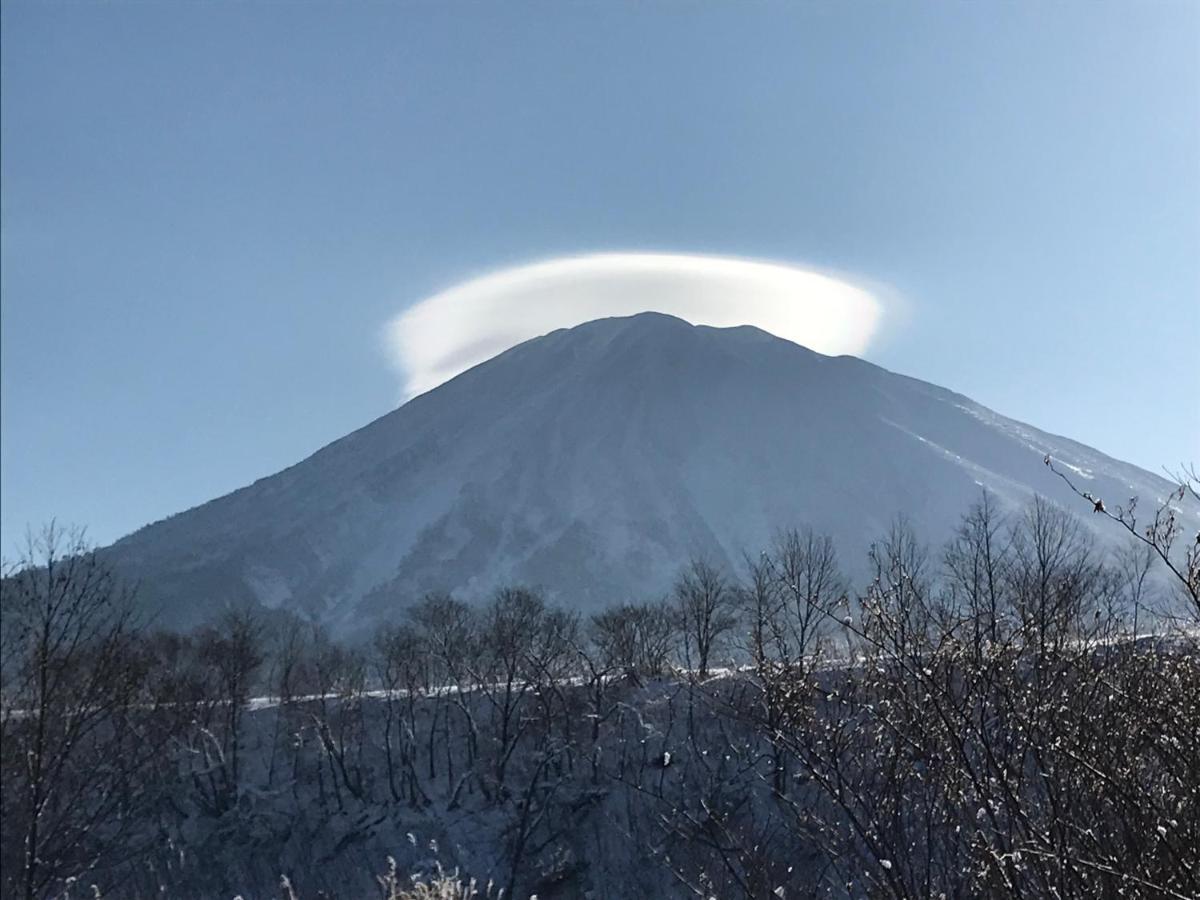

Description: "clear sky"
2 1 1198 550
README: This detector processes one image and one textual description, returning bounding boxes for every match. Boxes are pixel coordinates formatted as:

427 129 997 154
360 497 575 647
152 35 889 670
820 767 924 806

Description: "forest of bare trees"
2 474 1198 899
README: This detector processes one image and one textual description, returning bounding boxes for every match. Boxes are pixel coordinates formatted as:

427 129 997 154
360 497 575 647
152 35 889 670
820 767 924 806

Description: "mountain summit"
107 313 1185 631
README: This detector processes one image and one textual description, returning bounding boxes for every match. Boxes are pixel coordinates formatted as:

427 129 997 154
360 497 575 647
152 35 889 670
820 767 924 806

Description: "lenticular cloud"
385 253 888 398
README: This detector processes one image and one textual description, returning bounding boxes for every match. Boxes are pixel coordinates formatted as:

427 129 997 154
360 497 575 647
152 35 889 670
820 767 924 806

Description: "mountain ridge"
105 312 1189 632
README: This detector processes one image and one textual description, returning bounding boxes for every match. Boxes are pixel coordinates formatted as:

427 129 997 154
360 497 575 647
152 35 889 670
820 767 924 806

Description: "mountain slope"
107 312 1190 632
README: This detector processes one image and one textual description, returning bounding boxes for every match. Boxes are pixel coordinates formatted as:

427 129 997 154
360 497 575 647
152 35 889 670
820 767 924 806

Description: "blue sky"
2 1 1197 549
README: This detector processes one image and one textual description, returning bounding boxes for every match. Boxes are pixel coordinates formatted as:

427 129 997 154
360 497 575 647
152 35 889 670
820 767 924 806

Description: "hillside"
106 312 1187 631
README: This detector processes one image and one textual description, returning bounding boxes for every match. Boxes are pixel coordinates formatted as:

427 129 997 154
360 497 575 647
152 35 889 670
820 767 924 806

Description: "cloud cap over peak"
386 253 889 398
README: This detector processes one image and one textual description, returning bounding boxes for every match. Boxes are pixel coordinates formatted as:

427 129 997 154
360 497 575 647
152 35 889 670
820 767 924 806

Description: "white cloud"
385 253 891 398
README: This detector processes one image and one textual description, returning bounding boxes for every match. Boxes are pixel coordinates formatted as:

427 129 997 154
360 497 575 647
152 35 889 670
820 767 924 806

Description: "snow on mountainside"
105 312 1192 633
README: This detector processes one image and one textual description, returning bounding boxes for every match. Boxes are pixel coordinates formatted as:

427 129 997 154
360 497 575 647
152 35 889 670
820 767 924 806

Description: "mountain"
106 312 1190 633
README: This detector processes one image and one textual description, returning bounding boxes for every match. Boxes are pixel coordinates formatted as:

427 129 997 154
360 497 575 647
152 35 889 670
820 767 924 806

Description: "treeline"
1 476 1198 899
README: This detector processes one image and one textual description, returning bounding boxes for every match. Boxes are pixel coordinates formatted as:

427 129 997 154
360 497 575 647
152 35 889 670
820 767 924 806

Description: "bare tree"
674 559 737 679
265 616 308 788
943 490 1011 649
1047 456 1200 619
768 527 846 668
471 587 552 795
735 553 784 672
591 599 677 677
374 622 430 807
406 591 478 788
0 525 162 900
746 501 1200 899
309 627 369 806
1006 496 1099 653
193 607 266 814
